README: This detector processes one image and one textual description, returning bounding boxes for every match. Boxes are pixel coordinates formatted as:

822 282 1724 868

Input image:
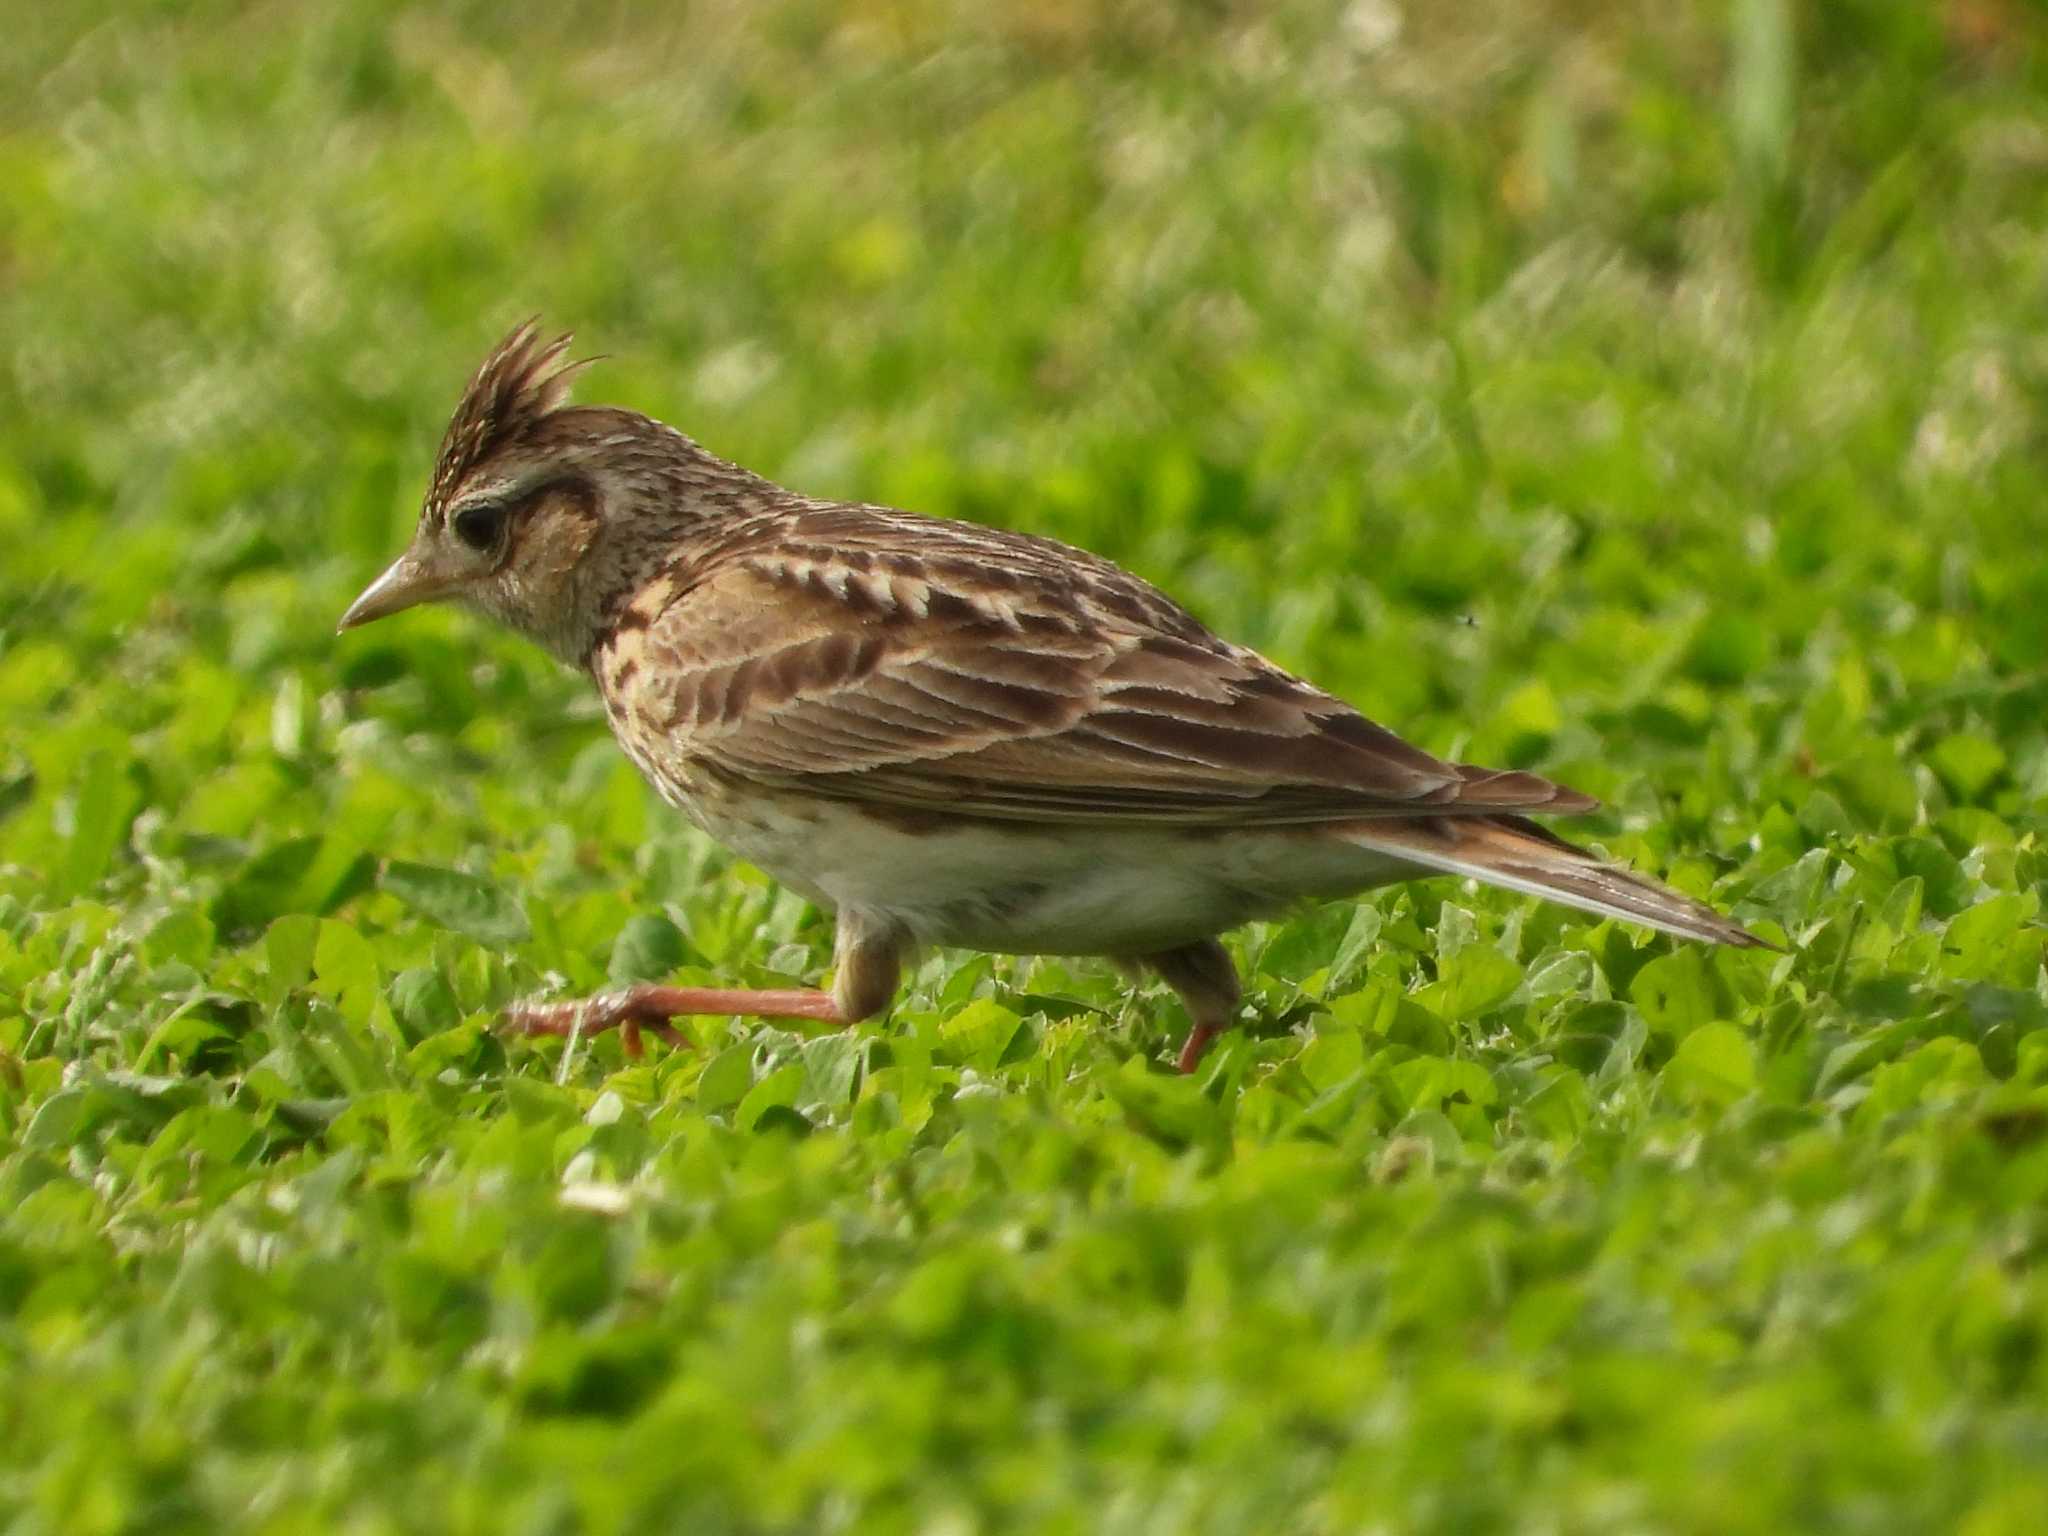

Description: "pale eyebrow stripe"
444 469 579 526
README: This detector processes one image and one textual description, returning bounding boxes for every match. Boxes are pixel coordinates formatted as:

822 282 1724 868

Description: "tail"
1349 814 1775 949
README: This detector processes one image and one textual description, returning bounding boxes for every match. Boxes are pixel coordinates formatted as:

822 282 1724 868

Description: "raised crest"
426 318 588 517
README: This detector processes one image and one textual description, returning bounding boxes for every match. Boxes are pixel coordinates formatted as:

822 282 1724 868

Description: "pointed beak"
337 550 454 632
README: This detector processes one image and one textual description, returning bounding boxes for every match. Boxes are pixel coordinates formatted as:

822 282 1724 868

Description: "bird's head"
339 320 754 663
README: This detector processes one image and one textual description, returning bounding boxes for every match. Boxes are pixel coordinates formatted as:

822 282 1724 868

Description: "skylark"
340 322 1766 1071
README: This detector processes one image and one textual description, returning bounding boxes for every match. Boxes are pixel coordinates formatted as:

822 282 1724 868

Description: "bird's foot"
499 983 845 1058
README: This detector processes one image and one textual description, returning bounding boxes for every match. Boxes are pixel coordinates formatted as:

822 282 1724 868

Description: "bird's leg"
500 985 847 1057
1141 939 1243 1073
499 917 905 1057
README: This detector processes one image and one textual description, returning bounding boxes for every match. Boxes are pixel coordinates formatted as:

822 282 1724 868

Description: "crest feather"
428 318 590 514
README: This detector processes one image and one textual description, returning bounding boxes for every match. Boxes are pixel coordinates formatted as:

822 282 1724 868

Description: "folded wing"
607 510 1597 828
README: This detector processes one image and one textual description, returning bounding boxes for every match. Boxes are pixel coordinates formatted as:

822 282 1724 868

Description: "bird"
339 321 1769 1073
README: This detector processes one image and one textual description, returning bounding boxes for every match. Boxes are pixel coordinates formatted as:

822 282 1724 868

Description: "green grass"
5 1 2048 1530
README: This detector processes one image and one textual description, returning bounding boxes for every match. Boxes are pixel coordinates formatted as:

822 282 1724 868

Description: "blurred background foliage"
4 1 2048 1531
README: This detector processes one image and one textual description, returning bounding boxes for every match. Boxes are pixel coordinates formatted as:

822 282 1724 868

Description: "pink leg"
1144 939 1242 1075
500 984 846 1058
1175 1021 1225 1075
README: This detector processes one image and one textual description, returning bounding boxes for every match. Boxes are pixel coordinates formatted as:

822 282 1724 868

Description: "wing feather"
599 512 1597 826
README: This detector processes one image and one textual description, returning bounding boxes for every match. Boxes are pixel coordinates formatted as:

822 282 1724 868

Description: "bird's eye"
452 503 504 552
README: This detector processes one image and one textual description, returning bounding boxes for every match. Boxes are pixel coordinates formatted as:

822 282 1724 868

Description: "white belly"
677 780 1411 956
